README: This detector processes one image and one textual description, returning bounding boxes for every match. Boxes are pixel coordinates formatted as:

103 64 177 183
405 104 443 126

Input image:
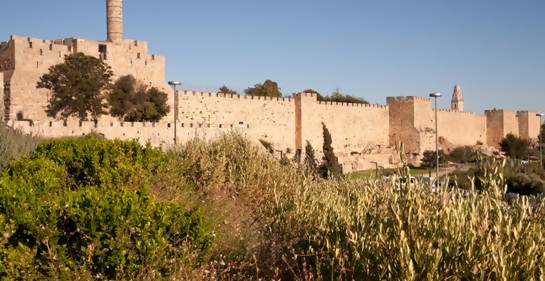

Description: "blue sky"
2 0 544 113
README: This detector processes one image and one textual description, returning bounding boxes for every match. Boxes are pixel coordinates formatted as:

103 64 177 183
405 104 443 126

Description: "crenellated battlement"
316 101 388 108
485 109 517 115
181 90 294 102
437 108 478 115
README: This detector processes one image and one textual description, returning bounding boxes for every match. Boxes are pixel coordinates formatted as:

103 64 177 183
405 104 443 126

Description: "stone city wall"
389 96 487 157
517 110 541 142
485 109 519 146
1 35 170 122
297 93 390 160
177 90 297 152
11 119 253 148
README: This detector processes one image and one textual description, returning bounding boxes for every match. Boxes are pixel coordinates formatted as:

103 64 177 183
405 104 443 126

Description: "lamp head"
168 81 181 86
536 113 544 117
429 93 442 98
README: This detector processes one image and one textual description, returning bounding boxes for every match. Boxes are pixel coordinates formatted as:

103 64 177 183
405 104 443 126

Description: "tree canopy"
37 53 113 121
108 75 170 122
244 80 282 97
499 133 531 160
218 85 238 95
318 89 369 104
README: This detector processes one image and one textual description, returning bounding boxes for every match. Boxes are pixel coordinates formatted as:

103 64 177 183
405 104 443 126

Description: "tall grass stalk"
0 124 39 170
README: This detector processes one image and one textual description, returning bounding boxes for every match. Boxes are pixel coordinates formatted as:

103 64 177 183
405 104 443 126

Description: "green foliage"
218 85 238 95
304 140 318 175
37 53 113 121
108 75 170 122
506 173 545 195
317 89 369 104
447 145 477 163
320 122 342 179
0 137 212 279
421 149 448 167
499 133 531 159
244 79 282 97
0 124 39 171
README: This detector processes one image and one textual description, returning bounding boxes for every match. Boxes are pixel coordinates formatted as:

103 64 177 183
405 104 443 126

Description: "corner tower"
107 0 123 42
451 83 464 111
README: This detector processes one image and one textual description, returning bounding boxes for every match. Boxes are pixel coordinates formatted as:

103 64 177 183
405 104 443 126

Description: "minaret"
107 0 123 42
451 83 464 111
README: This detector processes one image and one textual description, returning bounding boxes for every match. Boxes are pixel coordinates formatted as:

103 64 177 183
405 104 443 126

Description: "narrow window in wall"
16 112 24 120
219 124 223 128
28 42 33 48
99 44 107 60
39 49 43 55
36 61 39 68
137 53 141 59
49 44 53 50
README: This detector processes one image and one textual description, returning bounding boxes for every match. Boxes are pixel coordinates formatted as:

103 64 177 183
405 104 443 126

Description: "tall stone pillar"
107 0 123 42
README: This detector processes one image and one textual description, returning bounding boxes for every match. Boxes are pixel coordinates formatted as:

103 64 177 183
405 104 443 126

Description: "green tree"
244 79 282 97
304 140 318 174
37 53 113 121
218 85 238 95
108 75 170 122
318 89 369 104
446 146 477 163
499 133 531 159
320 122 342 179
421 150 448 167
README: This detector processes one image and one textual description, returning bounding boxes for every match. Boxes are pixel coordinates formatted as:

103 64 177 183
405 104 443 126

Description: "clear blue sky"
2 0 544 113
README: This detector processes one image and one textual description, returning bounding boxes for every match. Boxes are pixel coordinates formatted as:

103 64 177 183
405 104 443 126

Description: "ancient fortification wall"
485 109 519 146
0 35 169 122
388 96 487 156
296 93 389 158
177 91 296 151
2 0 543 172
517 111 541 142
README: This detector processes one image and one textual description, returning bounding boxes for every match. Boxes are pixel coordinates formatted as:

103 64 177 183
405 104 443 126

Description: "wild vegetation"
1 129 545 279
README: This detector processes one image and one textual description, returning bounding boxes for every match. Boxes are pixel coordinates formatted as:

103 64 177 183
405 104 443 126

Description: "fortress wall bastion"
387 96 419 154
298 93 390 169
486 109 519 147
177 91 296 151
2 35 169 122
517 111 540 142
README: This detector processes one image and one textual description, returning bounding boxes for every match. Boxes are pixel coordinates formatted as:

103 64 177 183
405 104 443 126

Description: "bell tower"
107 0 123 42
451 83 464 111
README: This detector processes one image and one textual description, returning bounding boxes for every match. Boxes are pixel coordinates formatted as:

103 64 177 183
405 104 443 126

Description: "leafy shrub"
447 145 477 163
0 137 212 279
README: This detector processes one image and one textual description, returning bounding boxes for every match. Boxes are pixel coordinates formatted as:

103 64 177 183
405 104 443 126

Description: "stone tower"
107 0 123 42
451 83 464 111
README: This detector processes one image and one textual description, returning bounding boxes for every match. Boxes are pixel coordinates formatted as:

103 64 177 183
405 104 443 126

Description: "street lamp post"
429 92 442 187
537 113 544 168
371 161 378 179
168 81 181 145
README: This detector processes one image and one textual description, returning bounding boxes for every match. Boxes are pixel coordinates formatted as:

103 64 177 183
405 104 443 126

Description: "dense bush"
447 145 477 163
0 137 212 279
